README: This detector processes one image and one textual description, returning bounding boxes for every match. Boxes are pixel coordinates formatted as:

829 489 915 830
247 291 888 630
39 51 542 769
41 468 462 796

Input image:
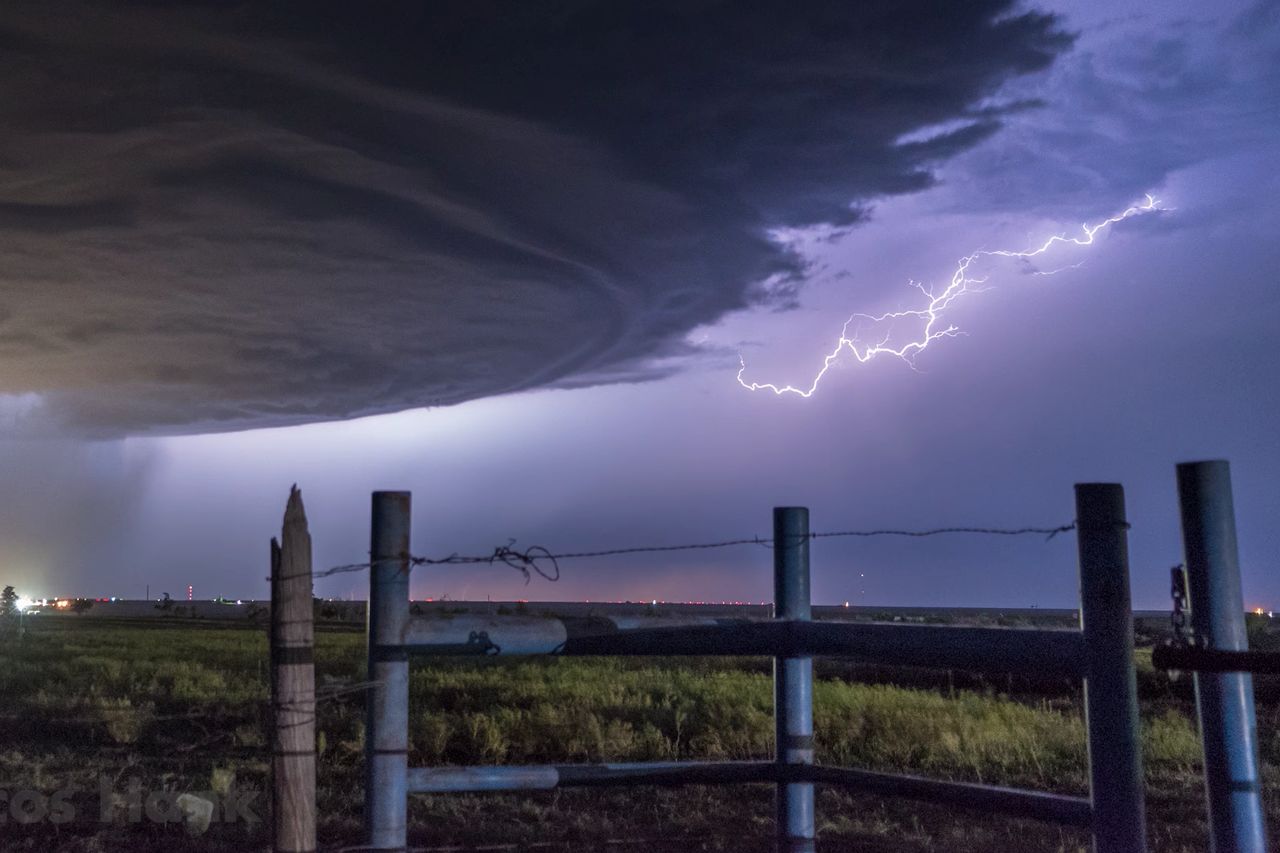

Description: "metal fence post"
367 492 412 851
774 507 814 853
1075 483 1147 853
1177 460 1267 853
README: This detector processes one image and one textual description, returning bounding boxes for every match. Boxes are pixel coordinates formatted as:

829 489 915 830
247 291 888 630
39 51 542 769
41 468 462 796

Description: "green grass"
1 617 1278 851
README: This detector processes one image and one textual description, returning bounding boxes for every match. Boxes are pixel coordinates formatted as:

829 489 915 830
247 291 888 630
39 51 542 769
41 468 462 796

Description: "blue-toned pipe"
409 616 1087 677
406 760 1093 827
774 507 814 853
1074 483 1147 853
408 761 776 792
366 492 411 851
806 765 1093 827
1178 461 1267 853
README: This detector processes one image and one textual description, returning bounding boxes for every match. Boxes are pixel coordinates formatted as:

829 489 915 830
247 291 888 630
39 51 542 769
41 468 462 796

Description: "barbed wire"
328 837 713 853
292 521 1078 584
273 679 382 731
328 838 711 853
810 523 1077 541
7 521 1094 762
9 520 1087 731
0 677 382 731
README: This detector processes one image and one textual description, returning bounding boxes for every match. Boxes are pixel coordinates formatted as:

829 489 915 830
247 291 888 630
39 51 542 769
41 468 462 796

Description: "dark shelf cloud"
0 1 1068 435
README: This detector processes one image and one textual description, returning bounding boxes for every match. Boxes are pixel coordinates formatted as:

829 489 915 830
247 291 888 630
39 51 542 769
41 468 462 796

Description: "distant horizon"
20 596 1243 620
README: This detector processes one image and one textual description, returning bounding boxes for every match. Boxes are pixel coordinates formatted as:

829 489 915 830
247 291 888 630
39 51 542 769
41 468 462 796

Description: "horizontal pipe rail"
407 762 1091 827
806 766 1092 828
1152 645 1280 675
795 622 1084 678
398 615 1085 677
408 761 776 792
400 614 568 655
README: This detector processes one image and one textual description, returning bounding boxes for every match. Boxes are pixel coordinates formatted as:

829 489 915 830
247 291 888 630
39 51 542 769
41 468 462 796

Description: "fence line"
11 521 1081 745
354 493 1143 853
291 520 1078 583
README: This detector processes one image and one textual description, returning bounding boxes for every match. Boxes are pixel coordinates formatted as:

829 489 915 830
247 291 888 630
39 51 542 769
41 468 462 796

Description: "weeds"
0 616 1274 851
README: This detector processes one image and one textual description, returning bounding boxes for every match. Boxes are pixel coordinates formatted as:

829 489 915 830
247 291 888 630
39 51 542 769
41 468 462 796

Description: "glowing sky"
1 0 1277 608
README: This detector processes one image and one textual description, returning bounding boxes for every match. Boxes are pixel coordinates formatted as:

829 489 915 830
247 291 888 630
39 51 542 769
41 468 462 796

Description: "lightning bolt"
737 195 1163 397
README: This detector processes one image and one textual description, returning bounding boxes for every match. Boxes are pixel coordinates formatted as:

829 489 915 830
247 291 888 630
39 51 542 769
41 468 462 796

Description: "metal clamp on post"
1166 564 1190 682
1170 564 1191 647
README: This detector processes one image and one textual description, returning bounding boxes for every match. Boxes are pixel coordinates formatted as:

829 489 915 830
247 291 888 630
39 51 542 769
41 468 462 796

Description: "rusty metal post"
1178 460 1267 853
271 487 316 853
366 492 411 850
774 506 814 853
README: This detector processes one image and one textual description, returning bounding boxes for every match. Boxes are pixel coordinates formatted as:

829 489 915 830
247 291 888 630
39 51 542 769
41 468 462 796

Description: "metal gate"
362 483 1149 852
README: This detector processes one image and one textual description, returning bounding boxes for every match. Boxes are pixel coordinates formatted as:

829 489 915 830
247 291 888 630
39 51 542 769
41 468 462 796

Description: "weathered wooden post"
271 486 317 853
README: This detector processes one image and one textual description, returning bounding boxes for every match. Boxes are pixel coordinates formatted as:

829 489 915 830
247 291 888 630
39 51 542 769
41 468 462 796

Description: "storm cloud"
0 1 1069 435
940 3 1280 217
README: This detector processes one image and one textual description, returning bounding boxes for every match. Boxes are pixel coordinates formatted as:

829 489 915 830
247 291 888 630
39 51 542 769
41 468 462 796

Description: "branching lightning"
737 195 1163 397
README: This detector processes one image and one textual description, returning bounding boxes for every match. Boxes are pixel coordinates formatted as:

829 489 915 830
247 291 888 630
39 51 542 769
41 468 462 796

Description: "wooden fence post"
271 486 317 853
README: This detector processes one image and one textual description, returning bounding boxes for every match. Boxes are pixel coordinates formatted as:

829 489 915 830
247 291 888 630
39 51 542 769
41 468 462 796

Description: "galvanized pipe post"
1074 483 1147 853
773 507 815 853
1177 460 1267 853
366 492 412 851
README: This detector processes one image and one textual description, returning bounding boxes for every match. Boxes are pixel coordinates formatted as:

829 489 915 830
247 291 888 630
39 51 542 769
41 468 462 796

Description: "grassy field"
1 615 1279 851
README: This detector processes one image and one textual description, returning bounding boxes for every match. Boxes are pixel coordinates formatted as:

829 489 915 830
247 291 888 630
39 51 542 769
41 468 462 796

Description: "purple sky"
1 1 1277 608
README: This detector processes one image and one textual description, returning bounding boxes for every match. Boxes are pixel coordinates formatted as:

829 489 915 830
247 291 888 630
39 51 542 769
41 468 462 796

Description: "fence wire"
0 676 378 731
295 521 1078 584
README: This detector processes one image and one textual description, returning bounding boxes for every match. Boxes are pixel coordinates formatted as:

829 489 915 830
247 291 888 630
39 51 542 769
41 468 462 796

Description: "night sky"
1 1 1277 609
